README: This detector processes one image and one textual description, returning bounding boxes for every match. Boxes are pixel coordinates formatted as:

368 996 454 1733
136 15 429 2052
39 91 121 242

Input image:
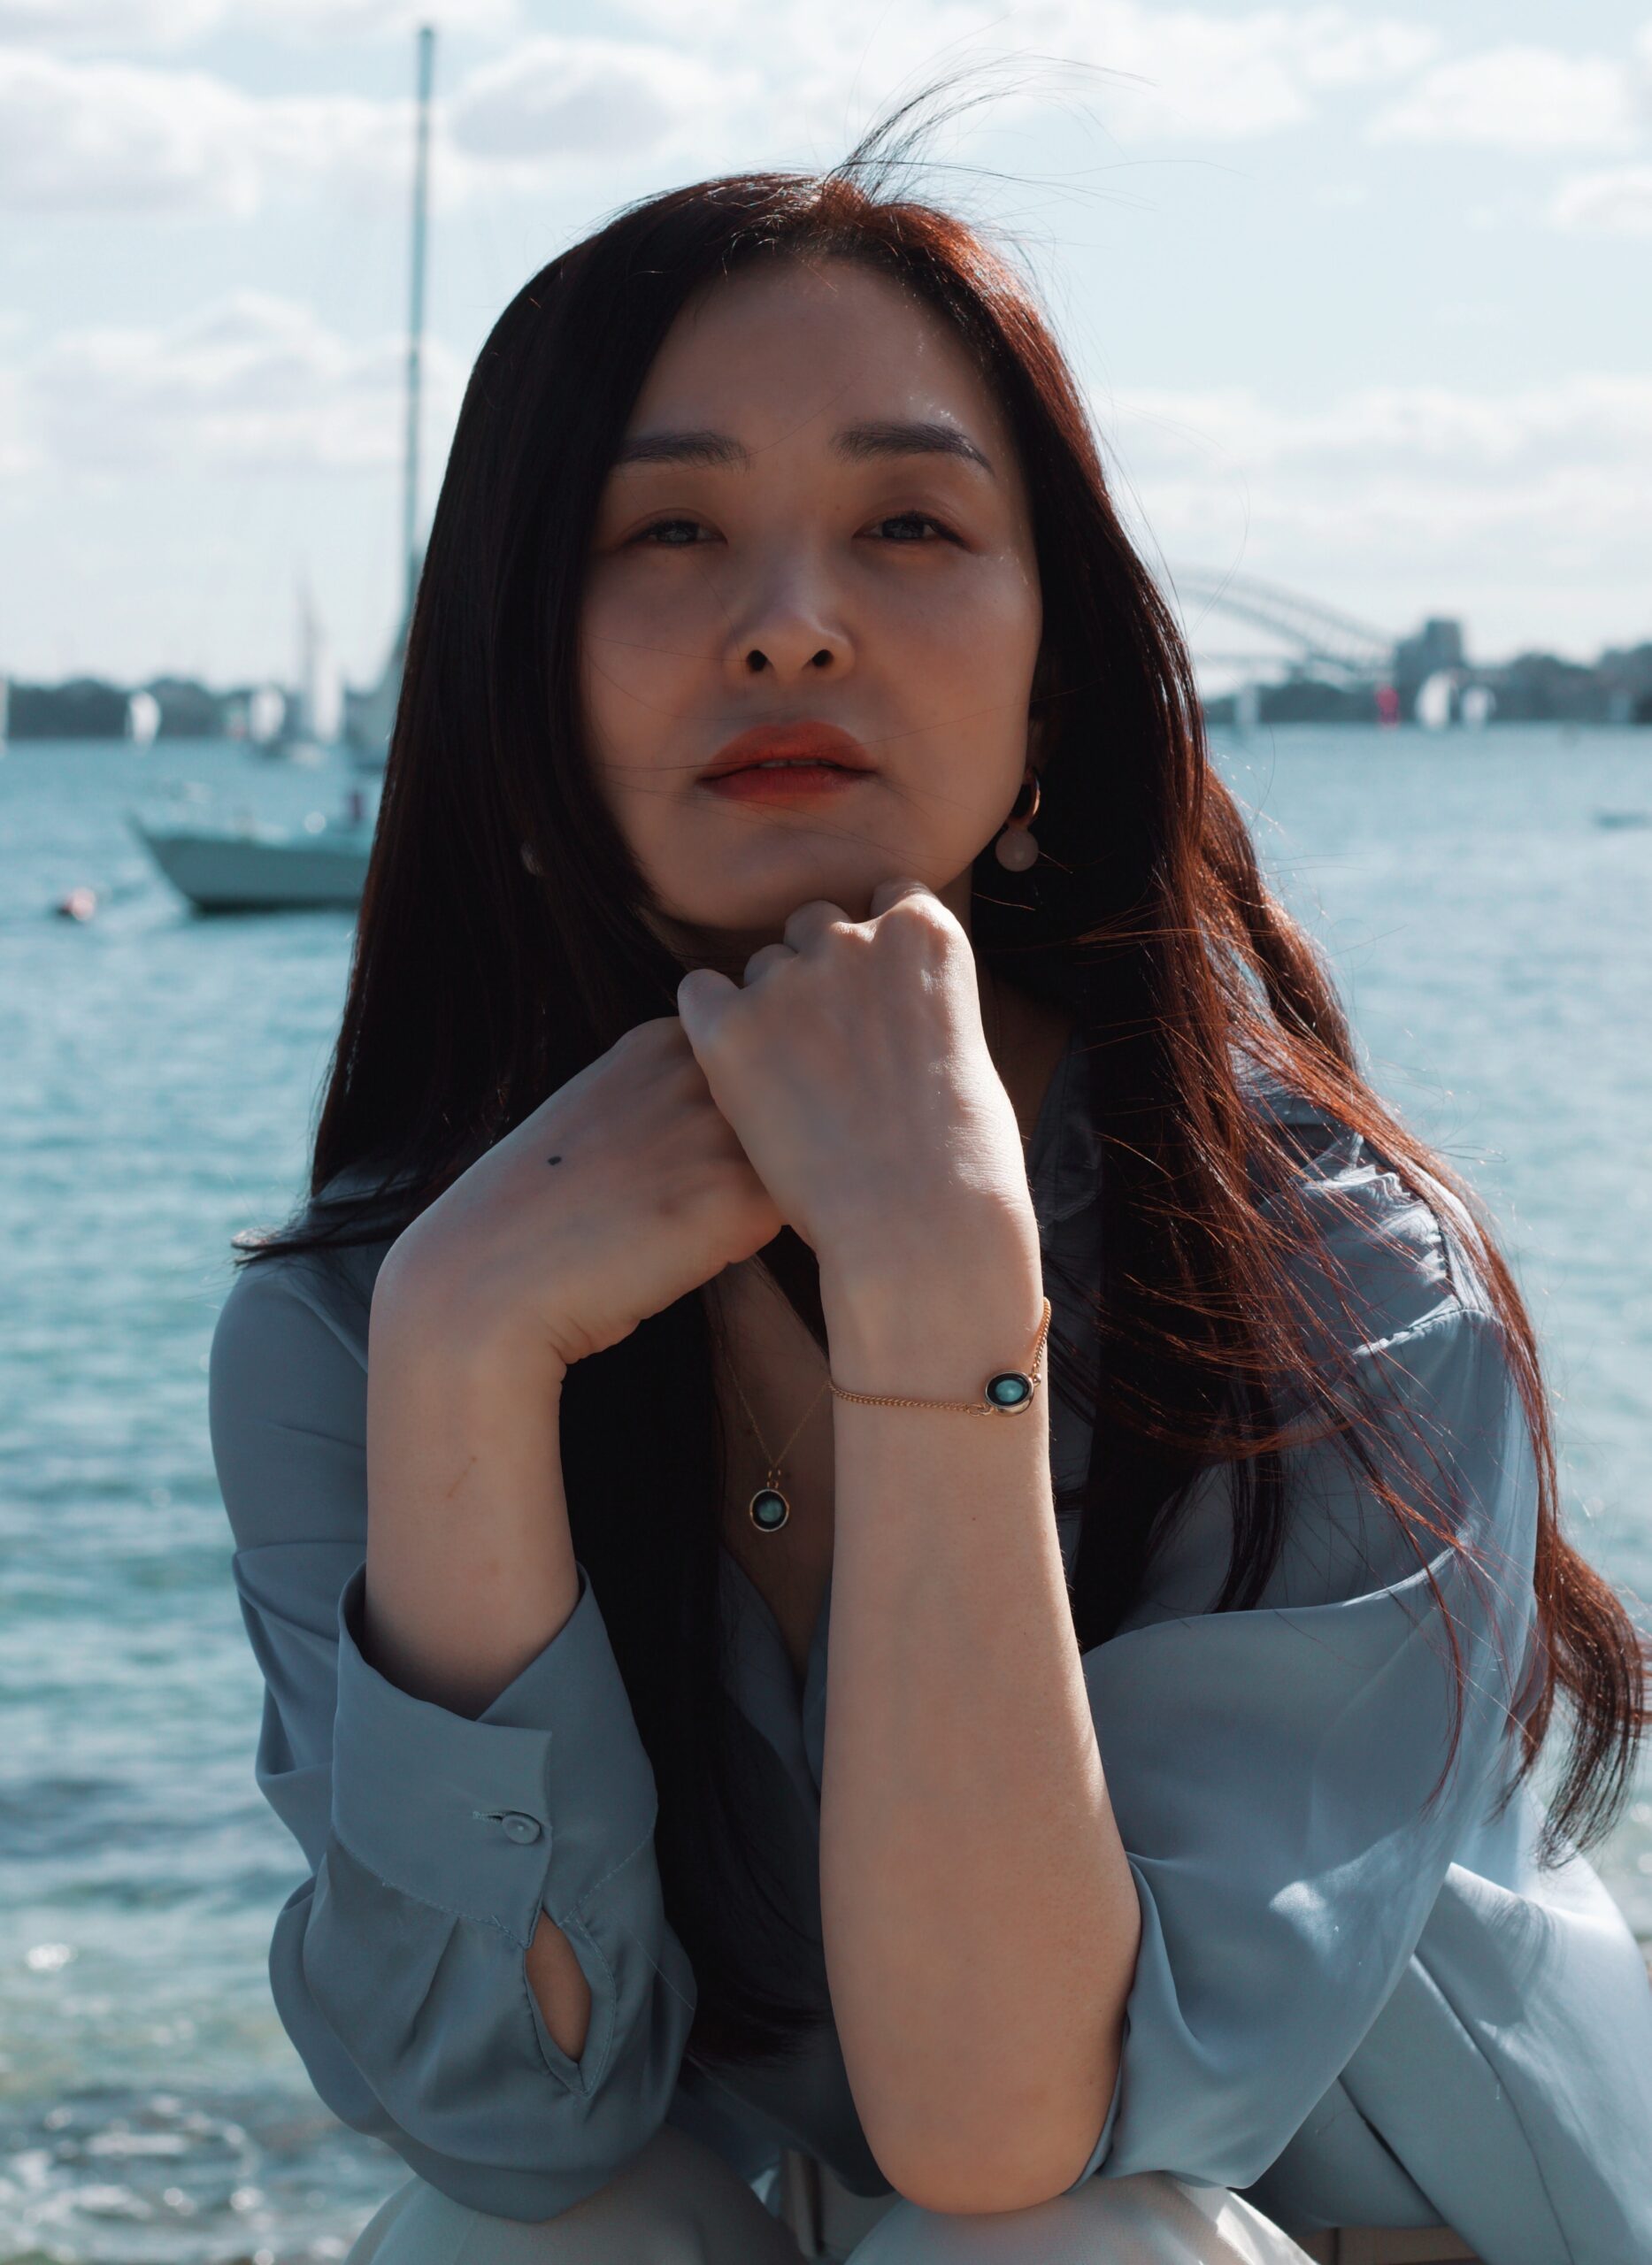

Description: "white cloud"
246 0 521 36
448 36 757 170
12 291 464 476
0 39 749 220
1101 375 1652 655
1111 377 1652 474
0 7 1484 227
1294 19 1442 89
0 0 518 46
0 51 415 217
605 0 1441 146
1028 1 1441 139
1368 42 1647 152
0 0 219 45
1551 164 1652 236
0 52 258 217
0 363 38 477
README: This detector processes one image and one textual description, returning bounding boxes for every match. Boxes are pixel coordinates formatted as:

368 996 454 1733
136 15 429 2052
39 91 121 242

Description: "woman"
208 132 1652 2265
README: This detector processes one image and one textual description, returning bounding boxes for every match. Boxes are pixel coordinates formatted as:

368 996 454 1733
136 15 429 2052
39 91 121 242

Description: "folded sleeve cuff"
331 1560 659 1946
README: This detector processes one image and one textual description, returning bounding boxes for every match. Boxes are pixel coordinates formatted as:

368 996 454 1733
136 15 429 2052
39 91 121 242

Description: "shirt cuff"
330 1560 658 1946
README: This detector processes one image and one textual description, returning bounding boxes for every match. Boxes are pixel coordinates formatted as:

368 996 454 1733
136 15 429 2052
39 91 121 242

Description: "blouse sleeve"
1059 1179 1541 2195
208 1251 698 2222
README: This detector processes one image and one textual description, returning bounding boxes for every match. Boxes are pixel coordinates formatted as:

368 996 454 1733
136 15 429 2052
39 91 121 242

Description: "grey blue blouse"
209 1030 1652 2261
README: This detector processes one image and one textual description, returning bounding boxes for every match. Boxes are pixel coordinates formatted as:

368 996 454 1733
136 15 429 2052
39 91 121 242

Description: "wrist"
818 1235 1047 1402
373 1248 571 1399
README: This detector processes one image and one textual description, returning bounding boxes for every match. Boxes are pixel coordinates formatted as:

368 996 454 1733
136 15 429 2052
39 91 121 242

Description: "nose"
721 548 852 684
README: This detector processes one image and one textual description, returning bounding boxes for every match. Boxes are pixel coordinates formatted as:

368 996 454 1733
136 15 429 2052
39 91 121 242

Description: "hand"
674 881 1036 1288
375 1017 783 1376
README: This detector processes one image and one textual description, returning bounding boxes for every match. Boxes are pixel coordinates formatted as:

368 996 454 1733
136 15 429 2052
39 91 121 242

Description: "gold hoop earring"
994 765 1041 872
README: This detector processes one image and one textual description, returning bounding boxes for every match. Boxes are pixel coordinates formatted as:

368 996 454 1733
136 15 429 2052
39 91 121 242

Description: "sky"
1 0 1648 694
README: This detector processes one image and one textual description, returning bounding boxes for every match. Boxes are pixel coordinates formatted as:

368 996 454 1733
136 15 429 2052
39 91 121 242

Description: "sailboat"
129 25 434 910
124 795 376 911
258 575 343 764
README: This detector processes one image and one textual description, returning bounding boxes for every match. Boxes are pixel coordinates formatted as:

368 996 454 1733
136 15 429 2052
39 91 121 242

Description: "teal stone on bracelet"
985 1370 1035 1411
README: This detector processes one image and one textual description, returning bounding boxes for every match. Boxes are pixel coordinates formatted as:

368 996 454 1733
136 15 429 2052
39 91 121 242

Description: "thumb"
675 965 738 1059
867 876 938 919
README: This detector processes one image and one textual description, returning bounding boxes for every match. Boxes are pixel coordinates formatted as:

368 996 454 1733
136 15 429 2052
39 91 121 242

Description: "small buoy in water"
55 886 98 921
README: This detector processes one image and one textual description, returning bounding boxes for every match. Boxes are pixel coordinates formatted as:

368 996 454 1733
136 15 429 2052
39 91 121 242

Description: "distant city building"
1481 650 1607 725
1391 618 1467 720
1395 618 1465 677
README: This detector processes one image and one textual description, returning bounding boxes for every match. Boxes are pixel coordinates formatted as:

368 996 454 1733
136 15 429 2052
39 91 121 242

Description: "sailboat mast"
402 24 434 628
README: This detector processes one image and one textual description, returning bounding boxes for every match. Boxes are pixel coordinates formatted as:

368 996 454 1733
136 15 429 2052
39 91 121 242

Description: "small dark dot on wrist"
547 1155 563 1165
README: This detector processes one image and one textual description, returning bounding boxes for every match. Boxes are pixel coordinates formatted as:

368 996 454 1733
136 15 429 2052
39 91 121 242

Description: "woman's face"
579 255 1043 959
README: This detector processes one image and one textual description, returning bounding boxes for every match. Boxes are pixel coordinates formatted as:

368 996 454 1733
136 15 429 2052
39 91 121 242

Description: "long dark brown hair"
232 110 1647 2070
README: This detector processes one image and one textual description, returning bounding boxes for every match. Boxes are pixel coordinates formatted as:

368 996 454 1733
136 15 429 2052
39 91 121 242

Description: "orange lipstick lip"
702 762 870 803
696 719 875 783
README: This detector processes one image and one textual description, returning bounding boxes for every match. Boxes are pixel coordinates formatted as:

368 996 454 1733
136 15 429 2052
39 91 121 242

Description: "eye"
867 511 957 543
630 517 711 547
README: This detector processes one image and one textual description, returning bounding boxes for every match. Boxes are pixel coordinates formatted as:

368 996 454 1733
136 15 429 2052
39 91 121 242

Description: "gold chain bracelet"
827 1298 1051 1416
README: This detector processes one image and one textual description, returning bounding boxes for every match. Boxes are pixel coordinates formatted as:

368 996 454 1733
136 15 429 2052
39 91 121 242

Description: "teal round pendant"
985 1371 1034 1411
749 1486 790 1532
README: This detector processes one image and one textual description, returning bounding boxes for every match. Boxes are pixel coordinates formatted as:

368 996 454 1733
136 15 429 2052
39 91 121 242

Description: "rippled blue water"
2 726 1648 2263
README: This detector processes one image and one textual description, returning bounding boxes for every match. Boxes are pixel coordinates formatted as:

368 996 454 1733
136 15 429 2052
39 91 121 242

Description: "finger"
780 898 851 953
741 941 797 987
676 966 739 1056
867 877 935 919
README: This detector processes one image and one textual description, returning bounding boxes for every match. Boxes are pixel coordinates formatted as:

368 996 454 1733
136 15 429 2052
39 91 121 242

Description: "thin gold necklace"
726 1358 830 1533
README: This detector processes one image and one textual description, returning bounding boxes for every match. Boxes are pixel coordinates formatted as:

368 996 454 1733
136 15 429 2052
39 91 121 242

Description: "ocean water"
1 725 1648 2263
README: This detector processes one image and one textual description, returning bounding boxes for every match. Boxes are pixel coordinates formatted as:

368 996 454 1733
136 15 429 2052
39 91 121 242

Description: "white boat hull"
127 813 369 911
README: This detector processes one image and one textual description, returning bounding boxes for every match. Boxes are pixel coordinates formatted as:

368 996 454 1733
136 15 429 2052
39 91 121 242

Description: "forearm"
364 1256 593 2059
365 1254 579 1707
818 1230 1140 2212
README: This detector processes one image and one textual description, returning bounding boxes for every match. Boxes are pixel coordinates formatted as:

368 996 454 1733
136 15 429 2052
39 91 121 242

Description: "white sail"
310 623 343 744
248 684 287 744
295 574 343 746
1414 670 1456 729
127 689 161 746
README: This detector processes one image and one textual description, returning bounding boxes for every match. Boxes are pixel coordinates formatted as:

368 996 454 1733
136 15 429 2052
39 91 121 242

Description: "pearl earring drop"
519 841 543 876
994 767 1041 871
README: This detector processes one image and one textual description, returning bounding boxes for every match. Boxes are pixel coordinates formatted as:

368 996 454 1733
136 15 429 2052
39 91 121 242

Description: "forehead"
622 255 1017 465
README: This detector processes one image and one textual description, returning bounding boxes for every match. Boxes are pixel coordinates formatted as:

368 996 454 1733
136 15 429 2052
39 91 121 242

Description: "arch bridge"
1168 569 1396 683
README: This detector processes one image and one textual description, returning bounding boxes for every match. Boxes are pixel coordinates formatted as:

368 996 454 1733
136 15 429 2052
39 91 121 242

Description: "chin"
648 843 968 944
660 871 882 935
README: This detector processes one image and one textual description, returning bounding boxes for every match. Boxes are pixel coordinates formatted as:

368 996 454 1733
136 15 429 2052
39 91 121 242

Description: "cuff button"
500 1812 542 1845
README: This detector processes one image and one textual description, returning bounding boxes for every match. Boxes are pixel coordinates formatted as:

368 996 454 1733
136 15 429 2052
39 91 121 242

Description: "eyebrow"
611 418 995 475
